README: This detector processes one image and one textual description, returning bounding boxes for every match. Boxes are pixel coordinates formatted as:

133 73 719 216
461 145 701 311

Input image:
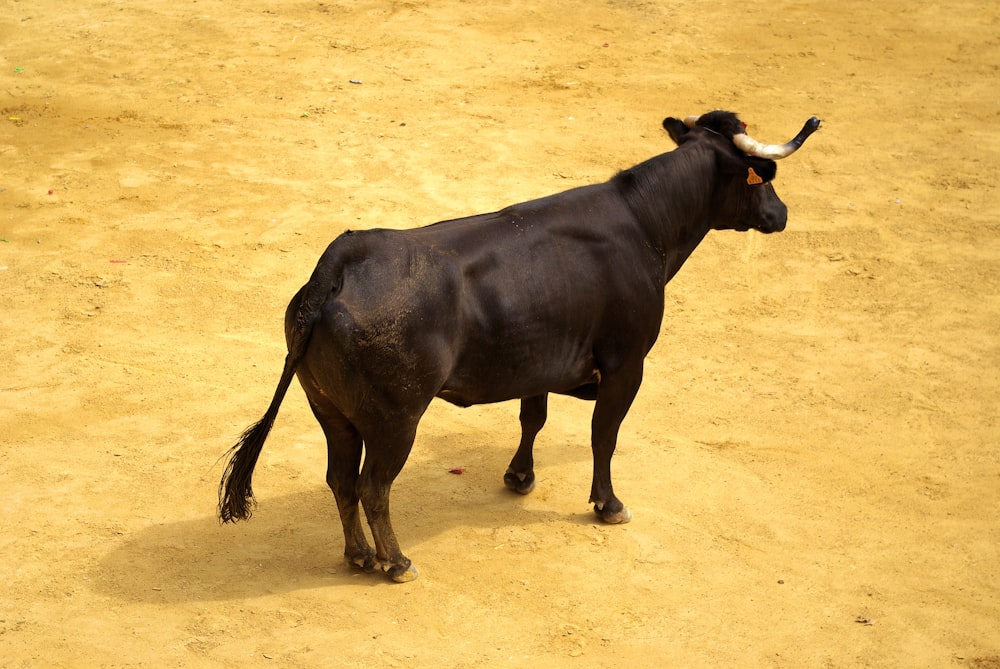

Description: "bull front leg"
588 361 643 524
504 393 548 495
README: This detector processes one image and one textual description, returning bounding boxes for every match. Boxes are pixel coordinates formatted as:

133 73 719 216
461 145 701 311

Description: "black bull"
219 111 820 582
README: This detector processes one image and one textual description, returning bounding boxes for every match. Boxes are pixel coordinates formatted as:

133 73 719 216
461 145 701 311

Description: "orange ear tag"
747 167 764 185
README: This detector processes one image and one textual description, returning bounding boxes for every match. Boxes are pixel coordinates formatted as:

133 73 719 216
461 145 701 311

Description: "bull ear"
718 150 777 183
744 157 777 183
662 117 691 146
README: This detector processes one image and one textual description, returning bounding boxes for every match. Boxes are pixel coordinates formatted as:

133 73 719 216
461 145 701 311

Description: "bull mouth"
758 219 787 234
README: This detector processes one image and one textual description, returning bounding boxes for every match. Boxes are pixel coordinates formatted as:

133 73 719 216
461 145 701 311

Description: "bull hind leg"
504 393 548 495
307 399 376 572
356 420 421 583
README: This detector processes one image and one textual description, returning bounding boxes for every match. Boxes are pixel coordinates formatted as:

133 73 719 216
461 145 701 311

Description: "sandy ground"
3 0 999 666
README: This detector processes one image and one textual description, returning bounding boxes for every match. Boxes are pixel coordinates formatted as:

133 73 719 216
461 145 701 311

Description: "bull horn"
683 115 700 128
732 116 822 159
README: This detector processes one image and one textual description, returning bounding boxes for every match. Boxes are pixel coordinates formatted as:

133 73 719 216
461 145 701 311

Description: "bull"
219 110 820 582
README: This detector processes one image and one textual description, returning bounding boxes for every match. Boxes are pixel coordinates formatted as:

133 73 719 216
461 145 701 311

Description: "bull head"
661 112 821 234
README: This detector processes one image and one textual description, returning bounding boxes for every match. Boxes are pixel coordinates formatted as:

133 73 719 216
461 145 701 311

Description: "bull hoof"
504 470 536 495
385 562 419 583
346 551 378 573
595 504 633 525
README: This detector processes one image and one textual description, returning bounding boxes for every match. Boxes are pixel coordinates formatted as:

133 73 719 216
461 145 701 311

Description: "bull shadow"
92 440 588 603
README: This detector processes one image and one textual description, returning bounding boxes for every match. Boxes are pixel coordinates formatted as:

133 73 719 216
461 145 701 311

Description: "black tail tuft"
218 407 279 523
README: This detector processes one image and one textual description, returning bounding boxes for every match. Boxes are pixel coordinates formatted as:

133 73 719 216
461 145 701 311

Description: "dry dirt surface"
3 0 999 667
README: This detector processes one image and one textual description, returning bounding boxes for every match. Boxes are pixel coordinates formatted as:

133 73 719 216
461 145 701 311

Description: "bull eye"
746 167 765 185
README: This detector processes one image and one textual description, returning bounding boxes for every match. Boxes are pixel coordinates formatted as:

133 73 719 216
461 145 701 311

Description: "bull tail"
218 238 348 523
217 353 297 523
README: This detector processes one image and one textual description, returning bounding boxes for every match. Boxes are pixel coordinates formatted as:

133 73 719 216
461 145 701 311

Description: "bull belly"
435 366 599 407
